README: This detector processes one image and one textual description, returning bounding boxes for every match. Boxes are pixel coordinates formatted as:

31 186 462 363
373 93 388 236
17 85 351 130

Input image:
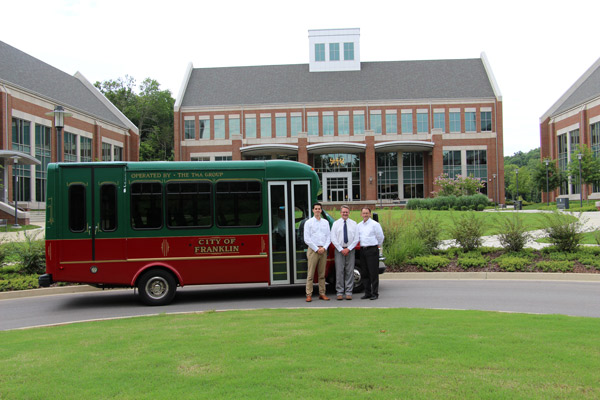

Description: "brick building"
174 29 505 206
0 40 139 217
540 56 600 203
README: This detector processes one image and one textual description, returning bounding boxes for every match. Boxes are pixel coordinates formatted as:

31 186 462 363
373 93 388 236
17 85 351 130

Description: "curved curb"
0 285 116 300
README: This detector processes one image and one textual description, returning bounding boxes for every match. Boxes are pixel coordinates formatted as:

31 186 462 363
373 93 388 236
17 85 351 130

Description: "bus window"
69 184 86 233
100 184 117 232
166 182 212 228
216 180 262 227
131 182 163 230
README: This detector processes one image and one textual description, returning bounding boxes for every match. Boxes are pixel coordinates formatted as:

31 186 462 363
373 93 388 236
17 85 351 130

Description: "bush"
542 212 586 252
406 194 491 211
535 260 574 273
380 211 427 265
457 252 489 269
10 232 46 275
449 212 484 252
410 255 450 271
414 213 443 253
0 274 39 291
496 213 531 252
496 256 531 272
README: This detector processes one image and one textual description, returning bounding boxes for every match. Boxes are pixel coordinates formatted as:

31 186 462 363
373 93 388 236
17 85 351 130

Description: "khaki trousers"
306 247 327 296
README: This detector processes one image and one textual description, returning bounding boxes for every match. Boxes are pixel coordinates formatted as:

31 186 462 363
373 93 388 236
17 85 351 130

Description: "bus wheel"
353 268 364 293
137 269 177 306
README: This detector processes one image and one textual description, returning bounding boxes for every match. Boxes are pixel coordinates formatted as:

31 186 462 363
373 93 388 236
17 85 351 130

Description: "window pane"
199 119 210 139
344 42 354 60
69 185 86 233
370 114 382 134
245 117 256 138
401 113 413 134
167 182 212 228
449 112 461 133
276 116 287 137
386 114 397 134
338 115 349 135
214 119 225 139
100 184 117 232
315 44 325 62
329 43 340 61
229 118 240 135
260 116 272 138
216 181 262 227
465 112 476 132
480 111 492 132
417 113 428 133
434 112 445 131
323 115 334 135
184 120 195 139
131 182 163 229
307 116 319 136
353 114 364 134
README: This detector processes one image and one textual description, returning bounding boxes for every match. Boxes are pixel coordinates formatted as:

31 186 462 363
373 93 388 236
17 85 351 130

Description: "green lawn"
1 308 599 399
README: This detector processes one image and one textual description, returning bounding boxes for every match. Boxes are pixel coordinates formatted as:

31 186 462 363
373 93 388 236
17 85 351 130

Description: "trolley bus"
39 160 383 305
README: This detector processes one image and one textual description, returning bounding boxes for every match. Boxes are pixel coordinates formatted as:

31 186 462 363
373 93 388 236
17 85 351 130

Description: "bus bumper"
38 274 53 287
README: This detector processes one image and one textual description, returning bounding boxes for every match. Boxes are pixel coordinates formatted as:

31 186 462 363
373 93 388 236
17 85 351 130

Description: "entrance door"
322 172 352 202
268 181 311 285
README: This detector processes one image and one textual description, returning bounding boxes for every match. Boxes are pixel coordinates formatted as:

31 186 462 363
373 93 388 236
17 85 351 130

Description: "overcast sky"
2 0 599 156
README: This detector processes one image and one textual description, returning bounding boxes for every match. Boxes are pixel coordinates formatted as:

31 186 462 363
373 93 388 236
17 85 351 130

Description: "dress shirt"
331 218 359 252
303 216 332 252
357 218 385 247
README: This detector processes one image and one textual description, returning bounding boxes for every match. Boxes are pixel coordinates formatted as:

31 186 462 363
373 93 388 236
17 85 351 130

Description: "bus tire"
137 269 177 306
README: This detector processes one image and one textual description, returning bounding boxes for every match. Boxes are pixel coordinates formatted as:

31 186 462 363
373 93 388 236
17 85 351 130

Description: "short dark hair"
361 207 371 214
312 202 323 210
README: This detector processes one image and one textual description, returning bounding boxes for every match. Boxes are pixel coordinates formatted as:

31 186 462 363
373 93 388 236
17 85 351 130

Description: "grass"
1 308 599 399
0 224 41 233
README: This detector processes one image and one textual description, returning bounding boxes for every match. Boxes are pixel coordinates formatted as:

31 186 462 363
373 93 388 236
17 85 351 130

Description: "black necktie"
343 220 348 244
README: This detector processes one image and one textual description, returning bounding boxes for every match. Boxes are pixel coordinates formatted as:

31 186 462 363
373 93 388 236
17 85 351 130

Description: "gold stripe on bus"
60 254 268 265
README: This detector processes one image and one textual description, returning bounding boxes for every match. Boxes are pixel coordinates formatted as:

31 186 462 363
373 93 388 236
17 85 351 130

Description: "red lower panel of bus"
46 234 271 287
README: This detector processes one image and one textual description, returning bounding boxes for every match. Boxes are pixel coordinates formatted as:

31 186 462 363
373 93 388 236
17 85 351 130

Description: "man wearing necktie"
331 205 359 300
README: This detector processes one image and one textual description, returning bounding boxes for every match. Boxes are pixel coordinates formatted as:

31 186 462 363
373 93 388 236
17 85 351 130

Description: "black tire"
353 268 364 293
137 269 177 306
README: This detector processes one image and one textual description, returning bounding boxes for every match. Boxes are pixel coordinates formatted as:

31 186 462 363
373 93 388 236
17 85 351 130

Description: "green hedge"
406 194 491 211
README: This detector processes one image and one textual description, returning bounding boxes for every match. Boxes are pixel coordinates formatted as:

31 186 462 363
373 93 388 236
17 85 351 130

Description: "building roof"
542 56 600 121
0 40 133 131
179 57 498 109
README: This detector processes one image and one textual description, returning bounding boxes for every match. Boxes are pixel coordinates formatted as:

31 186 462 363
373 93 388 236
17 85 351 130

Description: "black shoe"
370 295 379 300
361 294 372 299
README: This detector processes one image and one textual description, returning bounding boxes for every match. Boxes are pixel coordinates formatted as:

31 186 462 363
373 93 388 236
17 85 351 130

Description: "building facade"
0 40 139 213
174 29 505 206
540 56 600 203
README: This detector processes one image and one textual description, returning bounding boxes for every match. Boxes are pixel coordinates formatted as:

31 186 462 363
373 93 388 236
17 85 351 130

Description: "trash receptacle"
514 200 522 210
557 198 569 210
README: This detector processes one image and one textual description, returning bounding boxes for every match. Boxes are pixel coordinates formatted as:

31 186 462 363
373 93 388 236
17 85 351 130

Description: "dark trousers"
360 246 379 296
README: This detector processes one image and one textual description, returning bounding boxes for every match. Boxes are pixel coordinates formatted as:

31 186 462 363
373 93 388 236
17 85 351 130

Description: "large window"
102 143 111 161
64 132 77 162
184 120 195 139
443 150 462 179
245 117 256 138
401 113 413 134
80 137 92 162
323 115 334 136
338 115 349 135
466 150 487 195
434 112 445 132
35 125 51 202
403 152 424 198
229 117 240 136
131 182 163 230
313 153 361 201
291 116 302 137
12 118 32 201
417 113 428 133
167 182 212 228
377 153 398 200
100 184 117 232
353 114 365 134
557 133 568 195
214 119 225 139
307 115 319 136
449 112 461 133
199 118 210 139
592 122 600 192
216 181 262 227
315 44 325 62
114 146 123 162
481 111 492 132
370 113 382 134
569 129 580 194
260 116 272 138
386 113 397 134
69 184 86 232
344 42 354 60
329 43 340 61
276 116 287 137
465 112 476 132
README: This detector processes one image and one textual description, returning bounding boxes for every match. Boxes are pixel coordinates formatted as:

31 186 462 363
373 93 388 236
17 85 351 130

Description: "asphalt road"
2 279 599 330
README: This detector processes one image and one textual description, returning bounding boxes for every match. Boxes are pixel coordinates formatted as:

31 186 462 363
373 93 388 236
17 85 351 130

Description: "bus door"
267 181 311 285
59 165 125 267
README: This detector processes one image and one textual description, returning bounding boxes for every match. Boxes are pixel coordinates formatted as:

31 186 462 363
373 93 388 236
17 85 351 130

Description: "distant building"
174 28 505 206
540 57 600 202
0 40 139 213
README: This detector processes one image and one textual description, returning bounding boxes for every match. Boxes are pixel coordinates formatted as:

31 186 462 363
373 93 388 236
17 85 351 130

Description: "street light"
45 105 71 162
515 168 519 202
378 170 383 209
578 153 583 208
544 159 550 207
11 156 20 228
492 174 497 204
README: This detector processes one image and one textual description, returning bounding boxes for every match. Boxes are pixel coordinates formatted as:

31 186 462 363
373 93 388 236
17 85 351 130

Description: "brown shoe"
336 295 343 300
319 295 330 301
346 295 352 300
306 296 312 302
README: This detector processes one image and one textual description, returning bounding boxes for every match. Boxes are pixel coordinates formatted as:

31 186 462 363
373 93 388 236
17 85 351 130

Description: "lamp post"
578 153 583 208
46 105 70 162
544 159 550 207
492 174 497 205
378 170 383 209
11 156 20 228
515 168 519 202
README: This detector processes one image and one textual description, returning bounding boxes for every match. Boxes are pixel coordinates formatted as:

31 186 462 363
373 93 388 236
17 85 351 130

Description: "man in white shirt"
303 202 331 302
357 207 385 300
330 205 359 300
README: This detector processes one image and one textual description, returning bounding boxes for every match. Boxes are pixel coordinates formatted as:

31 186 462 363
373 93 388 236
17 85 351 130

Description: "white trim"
370 110 381 115
11 110 52 126
64 125 93 139
465 107 476 112
174 62 193 112
449 108 461 113
557 123 580 136
433 108 445 113
275 113 287 117
401 109 412 114
184 115 195 121
323 111 334 116
589 115 600 124
417 109 428 113
214 115 225 120
307 111 319 116
443 145 487 150
385 110 397 115
480 52 502 101
229 114 240 119
102 137 122 147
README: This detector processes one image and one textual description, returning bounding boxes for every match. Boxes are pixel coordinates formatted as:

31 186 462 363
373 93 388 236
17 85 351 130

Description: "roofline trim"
74 72 139 135
540 55 600 122
174 62 193 112
480 52 502 101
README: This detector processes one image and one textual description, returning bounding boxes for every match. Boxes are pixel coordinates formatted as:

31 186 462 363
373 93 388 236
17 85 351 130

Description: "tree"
532 158 563 195
94 76 175 161
567 145 600 201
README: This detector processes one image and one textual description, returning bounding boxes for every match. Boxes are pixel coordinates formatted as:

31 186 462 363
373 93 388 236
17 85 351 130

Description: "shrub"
457 252 489 269
414 213 443 253
11 232 46 275
380 211 427 266
542 212 586 252
449 212 484 252
535 260 574 273
496 213 531 252
0 274 39 291
496 256 531 272
410 255 450 271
